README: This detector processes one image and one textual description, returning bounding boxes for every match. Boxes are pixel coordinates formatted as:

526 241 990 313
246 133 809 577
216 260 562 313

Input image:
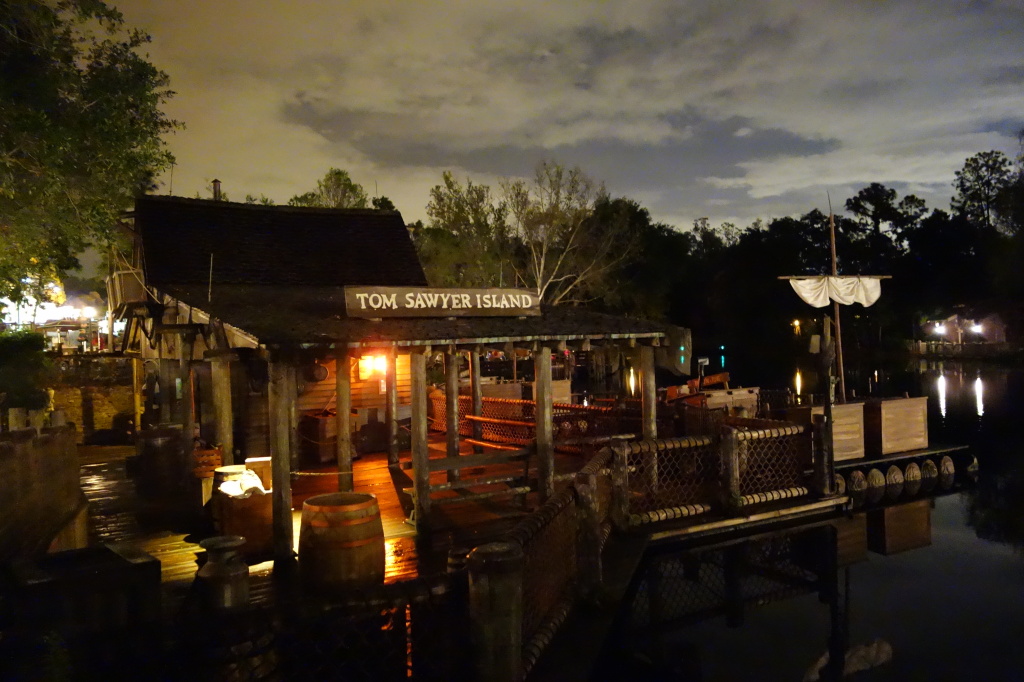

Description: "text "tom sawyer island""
343 286 541 318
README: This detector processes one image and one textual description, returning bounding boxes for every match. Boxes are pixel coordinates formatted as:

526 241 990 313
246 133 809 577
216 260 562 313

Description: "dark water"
609 361 1024 681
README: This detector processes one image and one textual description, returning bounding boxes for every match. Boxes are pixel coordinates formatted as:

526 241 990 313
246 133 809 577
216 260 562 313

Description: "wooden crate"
864 397 928 456
704 387 760 415
867 499 931 555
811 402 865 461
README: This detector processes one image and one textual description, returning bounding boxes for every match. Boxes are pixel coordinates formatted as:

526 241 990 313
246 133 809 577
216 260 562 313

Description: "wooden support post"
268 360 295 559
468 541 524 682
825 525 849 682
177 331 194 446
640 345 657 440
335 347 353 492
445 347 461 482
812 413 835 497
470 347 484 455
574 471 603 599
722 427 742 514
611 443 629 529
158 339 173 423
535 346 554 500
410 350 431 530
207 354 235 465
131 357 143 432
286 364 299 471
385 347 399 466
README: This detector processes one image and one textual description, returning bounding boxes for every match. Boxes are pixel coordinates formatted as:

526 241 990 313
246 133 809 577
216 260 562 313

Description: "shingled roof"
135 195 427 289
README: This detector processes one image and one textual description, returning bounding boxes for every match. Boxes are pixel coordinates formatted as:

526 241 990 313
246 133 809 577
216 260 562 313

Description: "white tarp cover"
789 276 883 308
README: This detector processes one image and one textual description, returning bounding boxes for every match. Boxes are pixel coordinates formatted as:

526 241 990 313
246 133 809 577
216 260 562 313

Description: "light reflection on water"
975 376 984 417
937 373 947 418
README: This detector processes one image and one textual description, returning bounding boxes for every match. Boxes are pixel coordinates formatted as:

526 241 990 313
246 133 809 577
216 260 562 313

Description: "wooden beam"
267 360 295 559
385 347 399 466
535 345 554 500
410 350 431 530
335 347 354 492
445 347 461 482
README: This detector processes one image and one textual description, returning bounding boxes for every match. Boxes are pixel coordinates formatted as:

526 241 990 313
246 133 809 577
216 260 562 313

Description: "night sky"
117 0 1024 228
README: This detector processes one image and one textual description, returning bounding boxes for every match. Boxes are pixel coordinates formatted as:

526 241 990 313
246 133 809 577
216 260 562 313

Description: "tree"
0 0 178 302
419 171 513 287
952 151 1014 231
371 195 396 211
846 183 899 234
503 162 636 304
845 183 927 238
288 168 369 208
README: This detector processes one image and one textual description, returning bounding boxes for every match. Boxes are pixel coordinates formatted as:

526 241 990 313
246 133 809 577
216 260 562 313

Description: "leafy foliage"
288 168 369 208
0 0 178 301
420 171 514 287
0 330 53 409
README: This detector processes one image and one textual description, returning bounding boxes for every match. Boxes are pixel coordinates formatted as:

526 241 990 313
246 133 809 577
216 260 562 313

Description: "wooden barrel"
210 465 250 533
213 464 248 489
298 492 385 590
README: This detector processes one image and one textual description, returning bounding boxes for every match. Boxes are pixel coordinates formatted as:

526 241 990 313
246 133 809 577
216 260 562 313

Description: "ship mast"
828 200 846 404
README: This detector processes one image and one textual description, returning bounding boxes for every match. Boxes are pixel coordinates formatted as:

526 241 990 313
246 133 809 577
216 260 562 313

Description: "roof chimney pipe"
212 179 222 201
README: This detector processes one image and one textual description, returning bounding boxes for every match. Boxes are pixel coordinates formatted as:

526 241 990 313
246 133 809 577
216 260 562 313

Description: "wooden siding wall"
296 354 413 414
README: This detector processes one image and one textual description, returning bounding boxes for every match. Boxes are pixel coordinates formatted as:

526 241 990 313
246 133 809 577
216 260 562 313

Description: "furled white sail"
789 276 883 308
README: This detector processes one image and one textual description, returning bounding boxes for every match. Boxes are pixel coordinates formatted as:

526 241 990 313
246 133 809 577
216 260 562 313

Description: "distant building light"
970 324 983 334
933 324 946 335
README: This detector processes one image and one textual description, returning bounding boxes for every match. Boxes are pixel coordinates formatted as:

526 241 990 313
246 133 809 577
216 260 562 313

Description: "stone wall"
51 386 135 444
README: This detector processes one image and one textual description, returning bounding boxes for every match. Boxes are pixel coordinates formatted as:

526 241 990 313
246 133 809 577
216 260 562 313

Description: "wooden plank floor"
79 435 595 593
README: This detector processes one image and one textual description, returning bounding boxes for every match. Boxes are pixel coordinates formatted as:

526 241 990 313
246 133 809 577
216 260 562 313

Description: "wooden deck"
78 437 591 595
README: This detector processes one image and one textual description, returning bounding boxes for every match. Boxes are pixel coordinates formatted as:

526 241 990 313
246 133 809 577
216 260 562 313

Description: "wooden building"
114 195 681 557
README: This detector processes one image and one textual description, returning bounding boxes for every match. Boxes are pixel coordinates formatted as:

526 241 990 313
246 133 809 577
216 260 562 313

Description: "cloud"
117 0 1024 227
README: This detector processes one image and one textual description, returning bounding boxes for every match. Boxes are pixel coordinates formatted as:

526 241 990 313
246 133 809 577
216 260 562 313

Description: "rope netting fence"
501 447 614 678
623 529 823 634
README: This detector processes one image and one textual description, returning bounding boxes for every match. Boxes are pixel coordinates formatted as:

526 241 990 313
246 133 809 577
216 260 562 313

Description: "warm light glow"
81 306 97 319
358 354 388 380
628 367 636 396
937 374 947 418
792 319 801 335
971 324 983 334
934 324 946 335
974 376 984 417
795 369 802 396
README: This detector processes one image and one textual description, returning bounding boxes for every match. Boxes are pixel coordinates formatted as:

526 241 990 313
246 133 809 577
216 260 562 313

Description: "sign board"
344 286 541 318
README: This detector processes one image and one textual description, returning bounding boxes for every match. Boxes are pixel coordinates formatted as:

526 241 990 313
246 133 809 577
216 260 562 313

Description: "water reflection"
937 373 947 418
975 375 984 417
606 501 936 681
